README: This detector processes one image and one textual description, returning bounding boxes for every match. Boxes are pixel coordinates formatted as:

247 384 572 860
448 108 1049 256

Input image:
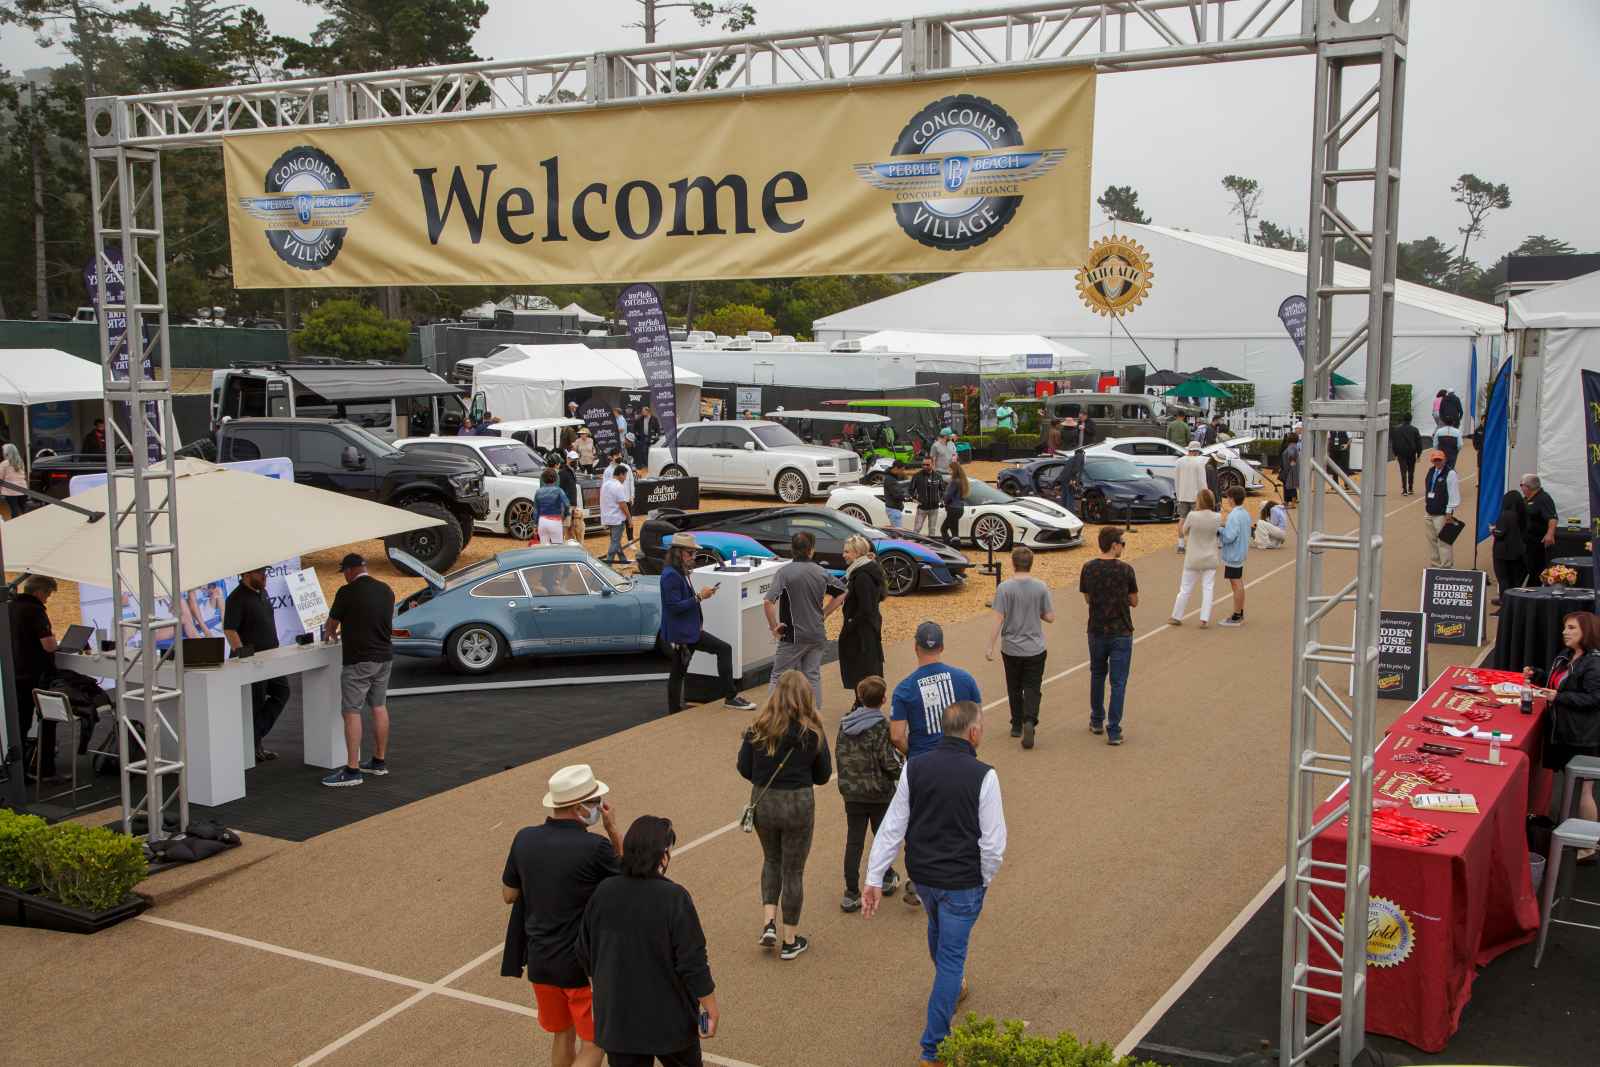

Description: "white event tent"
1505 269 1600 524
562 302 607 324
814 223 1503 413
472 344 702 421
0 347 106 460
853 330 1098 373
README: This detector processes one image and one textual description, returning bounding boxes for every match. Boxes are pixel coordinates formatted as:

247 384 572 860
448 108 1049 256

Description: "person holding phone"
660 534 756 714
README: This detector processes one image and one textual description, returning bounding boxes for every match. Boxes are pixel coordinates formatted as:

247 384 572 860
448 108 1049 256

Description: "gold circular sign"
1075 235 1155 317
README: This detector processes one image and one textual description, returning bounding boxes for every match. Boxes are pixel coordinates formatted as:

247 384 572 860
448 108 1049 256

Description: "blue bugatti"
388 546 664 674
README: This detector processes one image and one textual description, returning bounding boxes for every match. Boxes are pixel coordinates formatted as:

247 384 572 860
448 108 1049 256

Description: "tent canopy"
472 344 702 422
854 329 1097 368
1 458 437 589
1508 269 1600 329
1293 373 1358 387
562 302 607 324
814 223 1502 411
1194 365 1247 382
1165 377 1229 399
0 349 104 405
283 364 456 401
1144 369 1188 387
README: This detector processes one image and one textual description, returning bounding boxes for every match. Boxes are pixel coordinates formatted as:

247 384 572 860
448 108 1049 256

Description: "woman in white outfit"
1170 488 1222 628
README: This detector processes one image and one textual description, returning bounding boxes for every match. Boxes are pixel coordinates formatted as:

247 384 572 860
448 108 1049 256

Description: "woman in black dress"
1490 490 1527 608
1526 611 1600 862
827 534 885 693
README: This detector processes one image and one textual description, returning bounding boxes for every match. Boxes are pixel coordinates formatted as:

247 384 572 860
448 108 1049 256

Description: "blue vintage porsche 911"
388 546 663 674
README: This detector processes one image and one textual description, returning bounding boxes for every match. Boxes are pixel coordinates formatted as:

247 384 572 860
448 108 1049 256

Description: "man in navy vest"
1422 449 1460 568
862 700 1007 1066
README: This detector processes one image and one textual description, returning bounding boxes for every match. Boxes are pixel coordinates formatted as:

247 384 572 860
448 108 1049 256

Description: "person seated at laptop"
223 567 288 763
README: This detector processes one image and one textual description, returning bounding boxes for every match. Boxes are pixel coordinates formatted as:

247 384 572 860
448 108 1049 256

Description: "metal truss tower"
83 1 1406 1059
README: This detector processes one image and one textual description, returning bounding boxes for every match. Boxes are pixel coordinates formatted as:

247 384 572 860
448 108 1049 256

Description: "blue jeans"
1087 633 1133 738
886 507 903 529
605 523 626 562
917 884 986 1061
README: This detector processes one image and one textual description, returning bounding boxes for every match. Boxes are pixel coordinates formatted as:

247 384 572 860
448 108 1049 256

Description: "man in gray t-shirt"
764 530 845 708
985 546 1057 749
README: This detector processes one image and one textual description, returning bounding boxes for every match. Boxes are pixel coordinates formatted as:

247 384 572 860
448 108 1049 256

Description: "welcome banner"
222 69 1094 288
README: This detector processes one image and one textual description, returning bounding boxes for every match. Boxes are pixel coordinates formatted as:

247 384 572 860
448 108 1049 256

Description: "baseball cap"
915 621 944 651
339 552 366 570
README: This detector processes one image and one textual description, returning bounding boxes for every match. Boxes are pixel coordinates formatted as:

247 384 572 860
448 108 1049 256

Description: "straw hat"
542 764 609 809
669 532 699 550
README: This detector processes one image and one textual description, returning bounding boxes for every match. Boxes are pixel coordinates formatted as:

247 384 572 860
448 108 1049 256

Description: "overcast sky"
6 0 1596 263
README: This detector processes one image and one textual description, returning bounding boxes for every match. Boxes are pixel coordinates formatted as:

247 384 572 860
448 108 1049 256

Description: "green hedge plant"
0 809 49 889
20 821 148 911
939 1015 1162 1067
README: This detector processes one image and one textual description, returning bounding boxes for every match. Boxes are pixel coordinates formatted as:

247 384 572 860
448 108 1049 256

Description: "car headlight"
816 459 834 467
449 473 480 491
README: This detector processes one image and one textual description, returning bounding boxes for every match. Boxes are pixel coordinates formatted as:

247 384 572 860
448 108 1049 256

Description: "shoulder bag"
740 741 793 833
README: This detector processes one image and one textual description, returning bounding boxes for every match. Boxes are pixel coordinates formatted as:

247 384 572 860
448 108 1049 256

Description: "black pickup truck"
29 439 215 498
215 417 489 573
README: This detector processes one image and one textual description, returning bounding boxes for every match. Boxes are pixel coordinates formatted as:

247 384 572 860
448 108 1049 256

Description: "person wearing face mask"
501 764 623 1067
578 815 720 1067
862 700 1007 1067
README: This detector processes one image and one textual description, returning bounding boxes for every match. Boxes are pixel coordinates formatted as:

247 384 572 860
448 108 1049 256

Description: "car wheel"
691 548 723 568
972 513 1013 551
505 498 536 540
775 468 810 503
838 503 872 524
661 464 688 479
458 515 474 547
861 470 884 486
1217 468 1244 494
880 552 919 596
446 623 506 675
998 478 1024 498
1081 493 1107 523
384 499 466 573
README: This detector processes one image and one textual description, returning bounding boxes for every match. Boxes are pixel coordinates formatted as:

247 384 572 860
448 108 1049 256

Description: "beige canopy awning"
1 458 440 590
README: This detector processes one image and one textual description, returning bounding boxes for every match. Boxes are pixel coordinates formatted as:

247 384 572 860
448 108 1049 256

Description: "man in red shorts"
502 764 623 1066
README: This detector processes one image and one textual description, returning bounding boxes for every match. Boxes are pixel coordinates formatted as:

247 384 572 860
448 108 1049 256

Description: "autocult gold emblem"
1075 235 1154 316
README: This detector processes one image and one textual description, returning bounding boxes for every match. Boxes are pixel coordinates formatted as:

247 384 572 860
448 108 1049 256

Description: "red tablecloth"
1401 665 1554 813
1304 666 1544 1052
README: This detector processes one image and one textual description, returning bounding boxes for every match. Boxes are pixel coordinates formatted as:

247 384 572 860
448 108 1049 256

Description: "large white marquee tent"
1506 269 1600 524
471 344 703 421
814 223 1504 414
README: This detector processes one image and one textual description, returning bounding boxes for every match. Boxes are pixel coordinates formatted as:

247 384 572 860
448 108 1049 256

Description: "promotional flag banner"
222 69 1095 287
1474 358 1513 546
1583 369 1600 610
617 283 679 463
1277 294 1309 357
83 250 161 460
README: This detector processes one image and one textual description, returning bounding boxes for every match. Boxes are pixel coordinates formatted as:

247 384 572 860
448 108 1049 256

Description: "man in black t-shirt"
501 764 622 1067
1078 527 1139 746
323 553 396 787
1519 473 1559 585
223 566 288 762
10 576 61 779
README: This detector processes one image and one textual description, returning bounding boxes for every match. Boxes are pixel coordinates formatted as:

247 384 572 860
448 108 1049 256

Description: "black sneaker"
1219 614 1244 627
359 757 388 776
725 695 757 711
882 869 901 897
779 936 809 960
1108 735 1124 746
758 920 778 947
1022 722 1036 750
321 767 364 787
1089 723 1104 735
1009 725 1023 738
903 883 921 907
840 892 862 913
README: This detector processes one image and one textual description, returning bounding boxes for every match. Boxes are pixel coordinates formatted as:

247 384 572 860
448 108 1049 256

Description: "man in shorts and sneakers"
323 553 396 787
502 764 621 1067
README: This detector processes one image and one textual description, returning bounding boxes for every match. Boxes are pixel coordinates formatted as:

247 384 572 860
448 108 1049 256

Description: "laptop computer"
182 637 227 669
57 624 96 654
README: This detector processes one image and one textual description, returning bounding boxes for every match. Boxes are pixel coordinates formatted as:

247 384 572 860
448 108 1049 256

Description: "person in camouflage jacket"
836 676 909 911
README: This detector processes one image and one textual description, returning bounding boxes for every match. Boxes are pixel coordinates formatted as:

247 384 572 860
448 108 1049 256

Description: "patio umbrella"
1293 373 1358 387
1 458 442 590
1194 365 1247 382
1163 376 1231 400
1145 369 1188 388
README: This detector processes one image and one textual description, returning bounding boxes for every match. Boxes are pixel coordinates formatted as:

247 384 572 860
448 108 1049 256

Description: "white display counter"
688 559 783 684
56 643 345 806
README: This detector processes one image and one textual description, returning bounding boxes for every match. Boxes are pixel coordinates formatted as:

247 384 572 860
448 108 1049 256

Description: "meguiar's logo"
239 146 374 271
852 93 1066 251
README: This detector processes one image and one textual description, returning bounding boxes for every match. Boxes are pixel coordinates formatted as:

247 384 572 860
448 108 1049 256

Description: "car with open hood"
634 505 970 596
388 545 663 675
824 479 1084 551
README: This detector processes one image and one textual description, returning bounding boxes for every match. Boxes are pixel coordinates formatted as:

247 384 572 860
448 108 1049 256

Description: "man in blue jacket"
660 533 757 714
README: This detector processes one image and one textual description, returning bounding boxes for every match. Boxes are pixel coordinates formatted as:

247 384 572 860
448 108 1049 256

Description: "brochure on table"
73 457 307 660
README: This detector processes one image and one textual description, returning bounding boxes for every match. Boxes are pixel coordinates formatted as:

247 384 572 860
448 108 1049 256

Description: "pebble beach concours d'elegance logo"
1075 234 1155 316
238 146 374 271
852 93 1067 251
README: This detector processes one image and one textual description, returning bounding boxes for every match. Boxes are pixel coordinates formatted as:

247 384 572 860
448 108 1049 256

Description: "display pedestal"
689 559 783 686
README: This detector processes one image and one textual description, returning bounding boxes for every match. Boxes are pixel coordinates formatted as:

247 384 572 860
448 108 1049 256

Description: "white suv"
650 420 862 502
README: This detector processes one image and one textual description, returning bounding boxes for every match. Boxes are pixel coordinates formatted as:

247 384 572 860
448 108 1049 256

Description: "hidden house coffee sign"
1420 568 1486 647
1375 610 1426 701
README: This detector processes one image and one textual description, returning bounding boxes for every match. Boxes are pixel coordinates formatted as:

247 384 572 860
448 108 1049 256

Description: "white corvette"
1087 436 1265 494
825 479 1084 551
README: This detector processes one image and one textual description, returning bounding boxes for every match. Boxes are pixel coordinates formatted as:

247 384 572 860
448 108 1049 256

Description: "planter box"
0 884 150 934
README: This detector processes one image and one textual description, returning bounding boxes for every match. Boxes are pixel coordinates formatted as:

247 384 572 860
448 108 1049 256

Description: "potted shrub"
0 811 151 933
939 1015 1162 1066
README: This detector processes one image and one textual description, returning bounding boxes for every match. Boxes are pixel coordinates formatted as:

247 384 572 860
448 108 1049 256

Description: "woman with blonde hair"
940 459 970 544
0 442 26 518
825 534 886 693
1170 487 1223 628
736 670 833 960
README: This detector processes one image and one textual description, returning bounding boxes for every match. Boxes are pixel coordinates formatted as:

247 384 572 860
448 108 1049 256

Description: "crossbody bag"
740 743 793 833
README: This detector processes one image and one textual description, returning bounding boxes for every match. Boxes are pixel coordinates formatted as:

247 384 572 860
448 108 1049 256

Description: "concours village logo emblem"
239 146 374 271
853 93 1066 251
